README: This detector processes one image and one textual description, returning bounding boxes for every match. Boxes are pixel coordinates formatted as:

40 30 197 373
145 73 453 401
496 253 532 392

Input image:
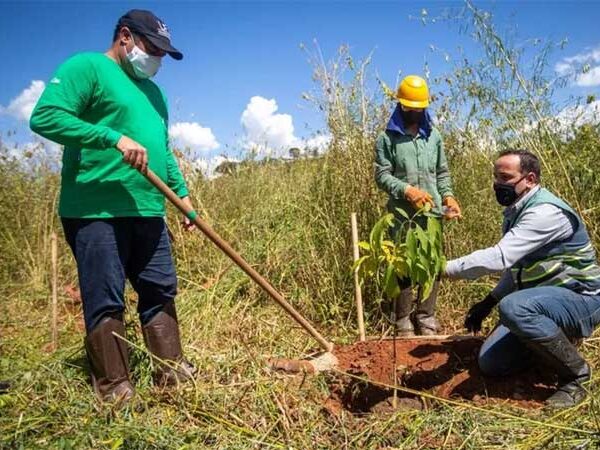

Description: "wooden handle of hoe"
143 169 334 352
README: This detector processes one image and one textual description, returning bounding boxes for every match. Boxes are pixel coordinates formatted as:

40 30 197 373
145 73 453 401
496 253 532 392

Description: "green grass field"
3 3 600 448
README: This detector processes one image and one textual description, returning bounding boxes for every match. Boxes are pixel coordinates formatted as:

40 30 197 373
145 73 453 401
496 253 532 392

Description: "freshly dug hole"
330 337 558 413
272 337 558 414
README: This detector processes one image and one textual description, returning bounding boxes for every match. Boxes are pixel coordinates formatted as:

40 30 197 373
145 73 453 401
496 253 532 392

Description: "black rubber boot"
526 330 591 408
142 301 196 387
0 381 10 394
393 287 415 337
413 281 440 336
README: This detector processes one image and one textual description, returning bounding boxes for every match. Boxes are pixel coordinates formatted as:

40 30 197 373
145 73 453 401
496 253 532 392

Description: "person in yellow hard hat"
374 75 460 336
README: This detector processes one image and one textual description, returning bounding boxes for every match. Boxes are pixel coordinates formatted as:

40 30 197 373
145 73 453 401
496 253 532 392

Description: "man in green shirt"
30 9 196 404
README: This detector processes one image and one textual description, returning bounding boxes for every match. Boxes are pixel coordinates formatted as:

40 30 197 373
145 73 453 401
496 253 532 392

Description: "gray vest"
503 188 600 293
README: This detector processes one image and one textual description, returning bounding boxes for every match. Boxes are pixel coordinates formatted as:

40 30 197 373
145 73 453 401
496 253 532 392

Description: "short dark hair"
112 24 140 43
112 24 122 42
497 148 541 179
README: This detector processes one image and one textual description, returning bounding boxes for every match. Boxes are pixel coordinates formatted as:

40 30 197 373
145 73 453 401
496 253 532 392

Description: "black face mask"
401 108 424 127
493 175 527 206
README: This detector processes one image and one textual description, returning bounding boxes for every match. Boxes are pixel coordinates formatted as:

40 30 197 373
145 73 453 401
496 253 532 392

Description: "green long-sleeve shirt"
30 52 188 218
374 127 453 218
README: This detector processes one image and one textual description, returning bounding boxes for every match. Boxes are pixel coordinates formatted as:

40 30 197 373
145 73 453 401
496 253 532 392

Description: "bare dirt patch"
272 337 557 414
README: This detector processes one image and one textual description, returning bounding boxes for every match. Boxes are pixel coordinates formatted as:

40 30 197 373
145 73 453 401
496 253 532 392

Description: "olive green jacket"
374 122 454 218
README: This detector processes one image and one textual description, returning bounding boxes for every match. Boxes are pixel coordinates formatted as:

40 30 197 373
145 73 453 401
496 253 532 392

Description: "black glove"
464 293 499 333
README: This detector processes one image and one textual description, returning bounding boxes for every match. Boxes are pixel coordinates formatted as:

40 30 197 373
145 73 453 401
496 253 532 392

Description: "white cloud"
556 100 600 129
303 134 332 154
521 100 600 139
555 45 600 87
240 96 300 156
554 62 572 77
575 66 600 87
169 121 219 152
240 96 332 157
2 139 62 170
192 155 240 178
2 80 45 121
0 81 63 168
557 46 600 68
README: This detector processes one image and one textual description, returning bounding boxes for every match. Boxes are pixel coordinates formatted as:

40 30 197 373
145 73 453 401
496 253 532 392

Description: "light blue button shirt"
444 185 582 298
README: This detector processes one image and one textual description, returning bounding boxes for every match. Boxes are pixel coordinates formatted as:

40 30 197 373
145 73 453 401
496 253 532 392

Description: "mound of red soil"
327 337 556 413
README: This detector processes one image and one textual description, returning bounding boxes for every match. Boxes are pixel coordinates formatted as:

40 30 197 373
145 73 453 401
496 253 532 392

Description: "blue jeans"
478 286 600 376
62 217 177 332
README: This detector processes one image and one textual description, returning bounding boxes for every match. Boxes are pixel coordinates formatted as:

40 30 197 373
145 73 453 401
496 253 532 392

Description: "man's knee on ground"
477 333 513 377
477 348 499 376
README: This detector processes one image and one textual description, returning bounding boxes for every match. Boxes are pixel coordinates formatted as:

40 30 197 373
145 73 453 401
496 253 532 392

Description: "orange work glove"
443 196 462 220
405 186 434 210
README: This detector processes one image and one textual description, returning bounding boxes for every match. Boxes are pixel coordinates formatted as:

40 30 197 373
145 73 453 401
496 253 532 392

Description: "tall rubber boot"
142 301 196 387
526 329 591 408
85 314 135 404
393 287 415 337
413 281 441 336
0 381 10 394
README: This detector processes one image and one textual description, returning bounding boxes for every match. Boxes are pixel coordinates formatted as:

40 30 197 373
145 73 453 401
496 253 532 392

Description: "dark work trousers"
390 215 442 320
62 217 177 332
478 286 600 376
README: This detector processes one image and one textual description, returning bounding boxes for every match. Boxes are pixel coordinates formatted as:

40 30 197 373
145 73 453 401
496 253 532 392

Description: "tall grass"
2 2 600 448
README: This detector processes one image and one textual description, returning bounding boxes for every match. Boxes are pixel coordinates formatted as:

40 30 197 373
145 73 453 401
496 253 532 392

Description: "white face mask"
126 44 161 79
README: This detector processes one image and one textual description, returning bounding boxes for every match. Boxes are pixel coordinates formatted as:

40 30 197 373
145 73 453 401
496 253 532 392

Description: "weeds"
2 1 600 448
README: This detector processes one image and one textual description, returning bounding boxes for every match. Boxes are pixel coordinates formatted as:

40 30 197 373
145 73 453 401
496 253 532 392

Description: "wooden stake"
392 295 398 409
351 213 366 342
51 232 58 350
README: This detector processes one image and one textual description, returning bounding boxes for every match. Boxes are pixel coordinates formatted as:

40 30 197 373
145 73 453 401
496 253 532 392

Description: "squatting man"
445 149 600 408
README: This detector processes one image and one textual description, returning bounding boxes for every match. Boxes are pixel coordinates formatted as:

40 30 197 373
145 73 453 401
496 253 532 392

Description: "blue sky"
1 1 600 169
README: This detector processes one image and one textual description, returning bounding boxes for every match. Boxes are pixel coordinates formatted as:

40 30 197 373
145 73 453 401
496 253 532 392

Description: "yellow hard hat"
396 75 429 108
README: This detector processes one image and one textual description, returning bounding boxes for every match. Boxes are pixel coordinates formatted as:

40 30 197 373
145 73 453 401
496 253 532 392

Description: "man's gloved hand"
443 196 462 220
405 186 434 210
464 293 499 333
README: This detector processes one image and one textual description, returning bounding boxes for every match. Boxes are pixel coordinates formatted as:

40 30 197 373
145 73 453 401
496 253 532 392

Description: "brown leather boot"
142 301 196 387
413 281 441 336
85 314 135 404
